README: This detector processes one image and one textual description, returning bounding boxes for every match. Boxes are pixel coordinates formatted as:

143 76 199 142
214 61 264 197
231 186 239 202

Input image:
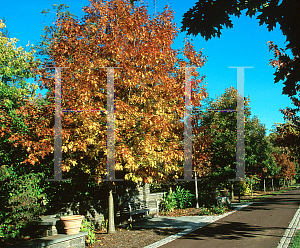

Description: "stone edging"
143 202 253 248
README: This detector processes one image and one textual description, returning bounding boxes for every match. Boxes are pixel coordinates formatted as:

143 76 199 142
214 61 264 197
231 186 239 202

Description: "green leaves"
162 186 195 212
80 218 96 245
174 186 194 209
0 166 46 242
0 19 39 102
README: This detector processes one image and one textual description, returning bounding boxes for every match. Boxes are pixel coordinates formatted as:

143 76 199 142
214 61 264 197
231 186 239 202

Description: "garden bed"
159 206 234 217
91 227 183 248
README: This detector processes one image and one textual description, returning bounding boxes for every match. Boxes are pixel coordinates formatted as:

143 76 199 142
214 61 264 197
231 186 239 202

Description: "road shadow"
180 221 285 241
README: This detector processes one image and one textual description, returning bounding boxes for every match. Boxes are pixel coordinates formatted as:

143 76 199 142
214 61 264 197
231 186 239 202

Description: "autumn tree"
6 0 208 233
268 42 300 171
0 17 9 38
269 124 300 184
273 149 296 187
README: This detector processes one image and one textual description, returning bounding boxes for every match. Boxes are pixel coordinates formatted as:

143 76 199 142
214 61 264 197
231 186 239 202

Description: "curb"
143 202 253 248
277 205 300 248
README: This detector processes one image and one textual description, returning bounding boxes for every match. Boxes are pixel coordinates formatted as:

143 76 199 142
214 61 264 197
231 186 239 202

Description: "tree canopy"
181 0 300 109
181 0 299 54
6 0 208 184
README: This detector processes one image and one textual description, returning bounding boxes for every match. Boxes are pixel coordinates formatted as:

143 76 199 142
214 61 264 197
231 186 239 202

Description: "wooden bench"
127 198 160 222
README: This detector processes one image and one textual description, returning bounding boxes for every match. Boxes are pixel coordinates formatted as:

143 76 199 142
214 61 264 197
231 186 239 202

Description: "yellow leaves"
67 143 73 150
16 0 210 183
62 164 70 172
70 160 78 166
62 145 68 153
86 137 94 145
115 163 123 170
0 19 5 29
151 160 156 167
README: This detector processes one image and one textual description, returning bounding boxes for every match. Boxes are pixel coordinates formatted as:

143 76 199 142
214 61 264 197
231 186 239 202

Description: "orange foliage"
4 0 209 183
273 151 296 180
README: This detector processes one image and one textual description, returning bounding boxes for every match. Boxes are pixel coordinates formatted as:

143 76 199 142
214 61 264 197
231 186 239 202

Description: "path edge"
143 202 253 248
277 205 300 248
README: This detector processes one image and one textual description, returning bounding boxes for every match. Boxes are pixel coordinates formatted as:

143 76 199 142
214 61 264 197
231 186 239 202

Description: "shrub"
200 204 228 216
161 190 177 213
174 186 194 209
211 204 227 215
80 218 96 246
161 186 195 212
0 165 46 242
200 206 211 215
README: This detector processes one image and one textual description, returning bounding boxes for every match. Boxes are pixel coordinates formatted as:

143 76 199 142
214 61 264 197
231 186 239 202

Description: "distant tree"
269 122 300 181
197 87 251 189
273 150 296 183
245 116 279 185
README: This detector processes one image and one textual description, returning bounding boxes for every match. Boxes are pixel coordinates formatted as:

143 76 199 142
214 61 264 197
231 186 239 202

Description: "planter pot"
210 191 219 199
220 189 229 197
60 215 84 235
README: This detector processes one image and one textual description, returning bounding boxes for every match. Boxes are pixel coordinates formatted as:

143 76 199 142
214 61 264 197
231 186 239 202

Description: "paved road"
160 188 300 248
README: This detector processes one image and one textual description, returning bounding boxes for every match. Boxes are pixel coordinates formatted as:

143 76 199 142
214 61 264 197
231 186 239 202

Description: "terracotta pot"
210 191 219 199
60 215 84 235
220 189 229 197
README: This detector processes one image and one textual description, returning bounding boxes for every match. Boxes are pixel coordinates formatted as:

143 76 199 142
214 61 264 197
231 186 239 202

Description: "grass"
290 229 300 248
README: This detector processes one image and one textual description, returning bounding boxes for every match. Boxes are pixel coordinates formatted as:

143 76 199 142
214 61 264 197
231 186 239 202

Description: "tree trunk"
231 183 234 201
251 180 253 197
288 179 290 187
284 179 286 188
263 178 266 193
272 178 274 191
194 171 199 208
108 189 116 234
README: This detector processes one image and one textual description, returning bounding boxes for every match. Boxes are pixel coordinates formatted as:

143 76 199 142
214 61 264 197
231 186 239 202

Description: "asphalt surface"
159 188 300 248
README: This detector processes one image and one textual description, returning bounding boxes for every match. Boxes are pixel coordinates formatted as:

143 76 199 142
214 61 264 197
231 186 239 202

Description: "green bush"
161 190 177 212
80 218 96 246
174 186 194 209
211 204 227 215
200 206 211 215
0 165 46 242
200 204 228 216
162 186 195 212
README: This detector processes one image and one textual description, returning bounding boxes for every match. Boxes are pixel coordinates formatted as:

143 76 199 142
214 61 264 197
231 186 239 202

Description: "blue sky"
1 0 293 134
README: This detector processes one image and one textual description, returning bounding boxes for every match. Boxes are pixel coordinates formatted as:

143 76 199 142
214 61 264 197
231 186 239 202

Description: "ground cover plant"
290 229 300 248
